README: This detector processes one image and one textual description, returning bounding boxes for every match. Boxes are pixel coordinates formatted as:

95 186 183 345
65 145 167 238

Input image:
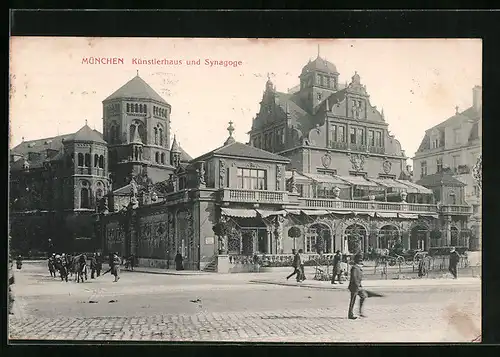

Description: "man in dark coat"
331 250 343 284
95 252 103 277
449 247 460 279
348 253 367 320
175 251 184 271
90 253 97 279
111 252 121 282
286 249 299 281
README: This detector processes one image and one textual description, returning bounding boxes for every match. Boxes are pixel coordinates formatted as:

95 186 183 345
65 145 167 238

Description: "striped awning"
285 171 312 184
255 209 287 218
354 211 375 217
285 209 302 215
329 210 354 215
301 173 350 186
301 210 329 216
221 208 257 218
398 213 419 219
376 212 399 218
419 213 439 219
337 175 382 188
395 180 433 194
368 178 411 191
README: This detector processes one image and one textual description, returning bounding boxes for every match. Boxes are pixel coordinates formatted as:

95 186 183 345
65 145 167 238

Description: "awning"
301 173 350 186
221 208 257 218
255 209 287 218
354 211 375 217
368 178 411 191
329 210 354 215
376 212 399 218
337 175 382 188
301 210 329 216
398 213 419 219
395 180 433 194
285 171 312 184
285 209 302 215
419 213 439 219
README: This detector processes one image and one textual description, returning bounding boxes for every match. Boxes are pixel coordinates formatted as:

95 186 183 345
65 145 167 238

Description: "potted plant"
288 226 301 250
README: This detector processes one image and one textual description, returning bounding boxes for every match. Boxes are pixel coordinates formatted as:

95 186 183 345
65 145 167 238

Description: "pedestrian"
286 249 299 280
96 252 102 277
111 252 121 282
348 253 367 320
331 250 343 284
252 253 260 273
59 253 69 282
16 255 22 270
418 256 428 278
298 249 306 282
175 251 184 271
48 253 56 277
90 253 97 279
449 247 460 279
9 259 15 315
129 254 135 271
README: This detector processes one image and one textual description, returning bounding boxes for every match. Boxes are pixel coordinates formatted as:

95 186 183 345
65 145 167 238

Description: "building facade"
413 86 482 250
9 60 475 270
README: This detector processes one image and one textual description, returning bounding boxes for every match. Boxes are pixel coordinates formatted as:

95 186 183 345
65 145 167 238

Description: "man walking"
348 253 367 320
331 250 343 284
111 252 121 282
90 253 97 279
298 249 306 282
449 247 460 279
95 252 102 277
286 249 300 281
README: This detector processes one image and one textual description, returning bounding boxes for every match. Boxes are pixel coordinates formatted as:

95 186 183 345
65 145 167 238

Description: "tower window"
144 104 147 113
78 153 84 167
94 154 99 167
161 153 165 164
84 153 91 167
80 188 90 209
159 127 163 146
126 103 130 112
134 103 139 113
155 152 159 163
154 128 158 145
99 155 104 169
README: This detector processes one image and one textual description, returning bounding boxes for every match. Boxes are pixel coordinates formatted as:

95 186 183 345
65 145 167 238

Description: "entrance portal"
345 224 367 255
378 225 400 249
410 226 428 250
450 227 459 247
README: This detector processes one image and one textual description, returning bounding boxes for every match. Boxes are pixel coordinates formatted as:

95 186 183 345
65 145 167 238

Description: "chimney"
473 85 482 112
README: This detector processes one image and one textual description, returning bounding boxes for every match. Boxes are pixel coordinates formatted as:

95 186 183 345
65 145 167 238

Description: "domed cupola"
301 56 338 76
299 45 340 94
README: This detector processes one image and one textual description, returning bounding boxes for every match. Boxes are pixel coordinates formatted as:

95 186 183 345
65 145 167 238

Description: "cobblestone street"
9 262 481 343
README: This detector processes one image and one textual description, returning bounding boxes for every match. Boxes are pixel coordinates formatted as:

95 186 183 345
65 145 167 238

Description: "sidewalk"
104 264 214 276
249 276 481 291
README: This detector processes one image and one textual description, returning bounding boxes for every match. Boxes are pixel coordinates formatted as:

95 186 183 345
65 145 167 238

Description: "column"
445 216 452 246
425 231 430 251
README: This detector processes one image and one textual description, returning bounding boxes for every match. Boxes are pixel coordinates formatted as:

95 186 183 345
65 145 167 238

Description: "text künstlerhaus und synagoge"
9 54 481 272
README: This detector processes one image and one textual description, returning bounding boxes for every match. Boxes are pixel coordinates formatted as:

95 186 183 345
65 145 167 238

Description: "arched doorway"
307 223 332 254
410 225 428 250
450 227 460 247
345 224 367 255
378 225 400 250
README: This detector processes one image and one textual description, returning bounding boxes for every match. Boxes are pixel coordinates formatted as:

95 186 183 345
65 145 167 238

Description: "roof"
416 172 466 188
67 125 106 144
179 147 192 162
104 75 169 104
194 141 290 163
11 133 74 157
301 56 338 74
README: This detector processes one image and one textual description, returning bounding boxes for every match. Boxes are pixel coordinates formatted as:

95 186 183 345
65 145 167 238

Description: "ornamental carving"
382 159 392 174
274 215 286 254
276 165 283 190
197 161 206 186
472 154 482 190
348 153 366 172
337 217 370 236
232 162 270 169
321 152 332 168
219 159 226 188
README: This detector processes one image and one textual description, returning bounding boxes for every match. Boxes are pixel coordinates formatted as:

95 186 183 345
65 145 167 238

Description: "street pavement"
9 261 481 343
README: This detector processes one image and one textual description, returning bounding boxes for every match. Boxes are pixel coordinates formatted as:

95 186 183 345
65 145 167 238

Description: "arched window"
80 188 90 208
78 153 84 167
154 128 158 145
94 154 99 167
161 153 165 164
131 104 135 113
99 155 104 169
96 188 103 201
84 153 91 167
134 103 139 113
127 103 130 112
155 152 159 163
144 104 147 113
159 128 163 146
139 104 143 113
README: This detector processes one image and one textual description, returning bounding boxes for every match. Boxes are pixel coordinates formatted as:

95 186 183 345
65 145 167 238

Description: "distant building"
413 86 482 250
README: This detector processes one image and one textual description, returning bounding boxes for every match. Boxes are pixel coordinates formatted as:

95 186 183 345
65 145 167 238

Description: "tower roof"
301 56 338 75
171 135 180 153
68 124 106 144
104 74 169 105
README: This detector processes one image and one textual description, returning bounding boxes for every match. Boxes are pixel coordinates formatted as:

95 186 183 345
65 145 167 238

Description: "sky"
9 37 482 165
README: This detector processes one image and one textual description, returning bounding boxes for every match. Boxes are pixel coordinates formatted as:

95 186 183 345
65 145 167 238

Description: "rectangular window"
357 128 365 145
436 158 443 173
375 131 382 147
368 130 375 146
350 128 356 144
338 126 345 142
421 161 428 177
330 125 337 143
306 231 317 253
454 128 461 144
237 168 267 190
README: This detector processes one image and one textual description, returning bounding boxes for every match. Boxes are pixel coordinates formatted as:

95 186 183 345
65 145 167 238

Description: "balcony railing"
368 146 385 154
300 197 437 213
441 205 473 214
328 141 348 150
220 188 288 204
